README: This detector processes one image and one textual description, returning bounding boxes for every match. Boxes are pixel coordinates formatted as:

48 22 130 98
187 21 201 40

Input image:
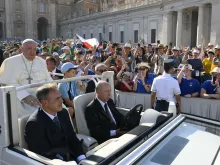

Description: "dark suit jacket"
85 98 124 144
55 68 63 79
85 79 96 93
24 108 84 161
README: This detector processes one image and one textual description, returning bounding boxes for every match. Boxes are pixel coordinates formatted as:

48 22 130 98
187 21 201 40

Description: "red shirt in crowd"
120 81 133 92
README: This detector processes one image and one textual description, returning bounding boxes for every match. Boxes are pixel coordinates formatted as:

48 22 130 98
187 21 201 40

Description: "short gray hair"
95 80 109 92
95 63 107 71
36 83 57 102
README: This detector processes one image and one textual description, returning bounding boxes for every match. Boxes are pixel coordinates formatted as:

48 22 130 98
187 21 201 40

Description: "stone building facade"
59 0 220 47
0 0 74 41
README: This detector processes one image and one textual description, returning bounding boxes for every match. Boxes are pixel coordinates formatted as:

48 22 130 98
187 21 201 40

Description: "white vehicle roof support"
0 86 20 148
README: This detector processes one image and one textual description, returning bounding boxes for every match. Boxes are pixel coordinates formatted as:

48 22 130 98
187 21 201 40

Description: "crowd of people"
0 37 220 162
1 38 220 102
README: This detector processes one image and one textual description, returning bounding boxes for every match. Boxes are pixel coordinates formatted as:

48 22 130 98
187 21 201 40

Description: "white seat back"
18 115 30 149
139 109 163 126
74 92 96 136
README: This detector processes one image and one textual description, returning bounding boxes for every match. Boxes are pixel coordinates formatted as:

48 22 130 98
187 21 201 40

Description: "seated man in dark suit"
25 83 85 163
46 56 63 80
85 81 125 144
85 63 107 93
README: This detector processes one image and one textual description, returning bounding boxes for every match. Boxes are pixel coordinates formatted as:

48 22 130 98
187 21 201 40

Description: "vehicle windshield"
131 116 220 165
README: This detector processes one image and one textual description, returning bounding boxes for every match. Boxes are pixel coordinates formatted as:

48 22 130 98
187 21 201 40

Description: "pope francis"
0 39 52 117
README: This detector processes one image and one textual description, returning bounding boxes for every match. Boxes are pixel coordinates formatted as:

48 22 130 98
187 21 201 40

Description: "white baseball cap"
124 43 131 48
215 44 220 50
208 43 213 46
193 49 200 54
172 46 179 51
62 46 70 51
52 52 59 56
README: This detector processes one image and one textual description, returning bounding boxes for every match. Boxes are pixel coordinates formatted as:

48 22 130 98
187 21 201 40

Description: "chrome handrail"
16 75 102 91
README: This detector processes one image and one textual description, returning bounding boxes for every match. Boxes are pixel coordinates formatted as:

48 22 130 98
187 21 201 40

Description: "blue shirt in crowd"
201 80 218 94
58 81 80 100
88 69 95 75
136 73 156 94
180 78 201 96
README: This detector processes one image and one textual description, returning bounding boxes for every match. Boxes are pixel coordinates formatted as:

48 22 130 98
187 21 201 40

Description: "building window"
15 0 22 11
109 32 112 41
91 33 93 38
39 2 46 13
120 31 124 43
99 33 102 42
151 29 156 43
134 30 138 43
88 8 93 14
83 34 86 39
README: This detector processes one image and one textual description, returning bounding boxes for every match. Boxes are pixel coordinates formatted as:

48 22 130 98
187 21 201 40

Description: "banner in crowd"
76 34 99 49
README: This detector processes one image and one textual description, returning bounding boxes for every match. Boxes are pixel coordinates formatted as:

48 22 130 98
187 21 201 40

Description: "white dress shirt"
151 72 181 103
42 109 57 120
41 109 86 163
51 68 56 77
97 98 117 137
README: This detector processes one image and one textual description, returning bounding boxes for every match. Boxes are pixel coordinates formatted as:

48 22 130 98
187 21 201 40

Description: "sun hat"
137 62 150 69
211 67 220 74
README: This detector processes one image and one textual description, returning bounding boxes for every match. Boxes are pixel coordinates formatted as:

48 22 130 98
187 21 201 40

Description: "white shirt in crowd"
151 72 181 103
154 54 168 74
51 68 57 78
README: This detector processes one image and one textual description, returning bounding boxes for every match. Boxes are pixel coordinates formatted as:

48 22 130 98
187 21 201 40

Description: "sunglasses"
139 67 147 71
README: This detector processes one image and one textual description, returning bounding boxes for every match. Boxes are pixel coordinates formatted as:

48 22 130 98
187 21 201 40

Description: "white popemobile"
0 71 220 165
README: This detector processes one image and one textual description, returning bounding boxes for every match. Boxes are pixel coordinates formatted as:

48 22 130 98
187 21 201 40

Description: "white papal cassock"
0 54 52 117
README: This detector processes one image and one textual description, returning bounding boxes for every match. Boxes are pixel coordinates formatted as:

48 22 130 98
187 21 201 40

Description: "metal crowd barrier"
115 90 220 121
